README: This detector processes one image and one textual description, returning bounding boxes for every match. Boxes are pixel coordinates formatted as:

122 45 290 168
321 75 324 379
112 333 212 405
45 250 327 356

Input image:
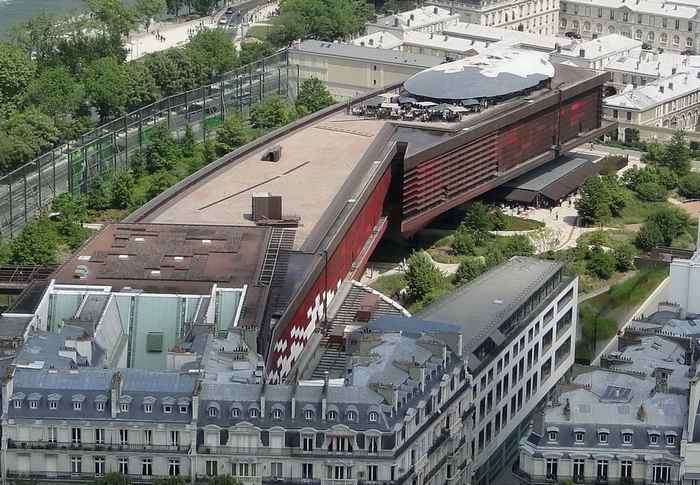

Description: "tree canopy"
0 42 35 113
296 77 335 114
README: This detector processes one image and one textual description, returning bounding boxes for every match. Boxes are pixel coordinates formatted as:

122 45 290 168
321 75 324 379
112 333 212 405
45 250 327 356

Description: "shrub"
613 242 636 272
587 247 616 279
634 181 667 202
451 228 476 255
404 251 443 301
678 172 700 198
454 258 484 285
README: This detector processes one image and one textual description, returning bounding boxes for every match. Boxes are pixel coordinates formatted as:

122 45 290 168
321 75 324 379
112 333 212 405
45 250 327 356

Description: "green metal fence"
0 49 289 238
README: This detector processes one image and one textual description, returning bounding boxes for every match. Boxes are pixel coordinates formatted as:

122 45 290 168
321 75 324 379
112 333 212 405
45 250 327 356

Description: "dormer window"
623 433 632 444
178 405 187 414
250 408 260 418
548 431 558 441
650 434 659 445
144 404 152 413
49 401 57 410
120 403 129 413
599 432 609 444
231 407 241 418
575 432 584 443
369 411 378 422
163 405 172 413
74 402 82 411
208 406 218 418
304 409 314 420
272 408 283 419
13 400 21 409
666 435 676 446
29 400 38 409
327 410 337 421
347 410 357 421
96 402 105 412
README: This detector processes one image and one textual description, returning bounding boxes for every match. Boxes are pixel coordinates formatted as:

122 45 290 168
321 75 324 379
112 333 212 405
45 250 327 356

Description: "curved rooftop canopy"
403 49 555 101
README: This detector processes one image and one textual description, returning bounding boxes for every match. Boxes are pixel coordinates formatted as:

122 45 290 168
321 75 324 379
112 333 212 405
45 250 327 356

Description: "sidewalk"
126 16 219 60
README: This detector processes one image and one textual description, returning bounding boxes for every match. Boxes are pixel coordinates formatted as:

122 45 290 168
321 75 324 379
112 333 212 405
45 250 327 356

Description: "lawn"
246 25 272 42
614 193 669 225
576 267 668 362
369 273 406 299
501 215 545 231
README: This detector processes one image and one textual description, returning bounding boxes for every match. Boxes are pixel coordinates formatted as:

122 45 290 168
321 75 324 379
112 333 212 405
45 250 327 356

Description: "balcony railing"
197 445 393 458
7 440 189 453
512 468 678 485
263 479 321 485
427 430 450 456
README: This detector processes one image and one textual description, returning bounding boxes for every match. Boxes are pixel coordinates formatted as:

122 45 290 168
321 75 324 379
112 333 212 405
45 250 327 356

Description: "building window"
71 456 82 474
303 436 314 452
250 408 259 418
206 460 218 477
613 109 619 119
575 432 584 442
369 411 378 422
178 405 187 414
327 410 338 421
626 111 632 121
48 427 57 443
119 429 129 445
12 399 21 409
674 35 680 46
94 456 105 476
662 33 668 44
573 459 585 481
548 431 558 441
546 458 558 480
667 434 676 445
304 409 314 420
95 428 105 445
49 401 57 410
271 462 283 478
73 401 82 411
621 460 632 479
29 400 37 409
653 464 671 483
302 463 314 479
272 408 282 419
231 407 241 418
368 465 379 481
169 459 180 476
118 458 128 475
142 458 153 476
623 12 629 21
599 432 609 443
688 37 694 47
368 436 379 453
163 405 172 413
597 460 609 481
347 410 357 421
120 403 128 413
144 429 152 446
676 19 680 30
208 406 218 417
650 434 659 445
170 430 180 447
96 402 105 412
144 404 152 413
635 29 642 40
71 427 81 444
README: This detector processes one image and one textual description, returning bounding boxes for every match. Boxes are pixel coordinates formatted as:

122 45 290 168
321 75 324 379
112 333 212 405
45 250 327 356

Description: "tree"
404 251 443 301
190 0 218 15
645 206 689 245
165 0 185 17
613 242 636 272
634 181 667 202
125 62 159 111
25 67 84 118
145 123 179 173
10 217 59 264
635 222 664 251
0 42 35 113
50 193 90 250
451 227 476 256
0 108 59 172
188 28 237 78
587 247 616 279
679 172 700 198
454 258 484 285
134 0 166 31
216 115 249 156
660 130 691 176
146 170 178 200
461 202 495 232
268 11 307 46
95 473 131 485
181 124 196 157
111 171 136 209
207 476 243 485
84 56 130 120
484 246 504 268
250 96 293 129
501 234 534 258
144 49 203 96
296 77 335 113
575 176 627 225
530 227 560 253
238 41 275 66
85 0 139 37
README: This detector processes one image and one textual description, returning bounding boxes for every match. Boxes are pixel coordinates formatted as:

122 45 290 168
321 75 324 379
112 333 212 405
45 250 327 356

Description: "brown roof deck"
53 223 270 294
142 113 388 250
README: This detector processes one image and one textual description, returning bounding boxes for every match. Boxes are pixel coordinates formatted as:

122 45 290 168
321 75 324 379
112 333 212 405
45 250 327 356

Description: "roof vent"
262 145 282 162
252 193 283 221
394 17 399 27
493 299 504 304
73 265 89 279
660 85 665 93
134 237 145 242
118 254 129 260
360 41 365 46
434 6 438 14
669 82 674 89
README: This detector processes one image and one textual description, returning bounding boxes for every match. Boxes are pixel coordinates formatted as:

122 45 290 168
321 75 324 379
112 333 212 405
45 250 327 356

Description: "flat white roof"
556 34 642 60
564 0 697 19
372 5 460 31
443 22 561 50
605 70 700 109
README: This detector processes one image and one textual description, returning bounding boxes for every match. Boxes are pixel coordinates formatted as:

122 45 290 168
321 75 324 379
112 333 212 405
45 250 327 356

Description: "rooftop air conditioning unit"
252 193 283 221
262 145 282 162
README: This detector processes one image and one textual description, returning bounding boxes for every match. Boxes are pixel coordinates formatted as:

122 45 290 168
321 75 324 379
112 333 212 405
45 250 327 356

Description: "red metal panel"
268 169 392 383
